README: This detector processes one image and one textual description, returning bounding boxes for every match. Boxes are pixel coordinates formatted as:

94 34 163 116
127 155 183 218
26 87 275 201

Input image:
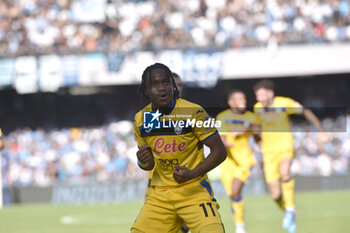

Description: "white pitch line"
60 212 127 225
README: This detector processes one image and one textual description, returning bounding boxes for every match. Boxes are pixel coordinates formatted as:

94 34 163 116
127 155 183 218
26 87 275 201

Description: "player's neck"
265 97 275 107
230 108 244 114
152 98 176 114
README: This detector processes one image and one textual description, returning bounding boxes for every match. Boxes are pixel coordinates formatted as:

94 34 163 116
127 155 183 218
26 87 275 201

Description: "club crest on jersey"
174 124 182 135
143 110 161 132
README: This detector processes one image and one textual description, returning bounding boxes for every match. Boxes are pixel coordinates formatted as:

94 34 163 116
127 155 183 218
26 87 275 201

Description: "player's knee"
231 190 241 200
281 173 292 182
280 164 291 179
280 171 290 181
270 188 282 200
199 223 225 233
272 192 282 201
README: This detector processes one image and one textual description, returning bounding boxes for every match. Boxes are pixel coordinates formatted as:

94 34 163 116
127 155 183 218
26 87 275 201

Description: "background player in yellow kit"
131 63 227 233
216 90 259 233
253 80 329 233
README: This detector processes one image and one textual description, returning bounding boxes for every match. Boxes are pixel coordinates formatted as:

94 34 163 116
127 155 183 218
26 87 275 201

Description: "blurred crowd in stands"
1 121 143 187
291 115 350 176
1 115 349 187
0 0 350 56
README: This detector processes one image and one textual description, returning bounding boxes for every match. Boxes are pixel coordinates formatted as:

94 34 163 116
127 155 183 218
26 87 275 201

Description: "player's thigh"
231 177 244 199
131 202 182 233
233 162 252 183
177 181 223 233
222 158 249 183
180 200 223 233
263 152 281 183
199 223 225 233
279 152 293 179
221 166 236 197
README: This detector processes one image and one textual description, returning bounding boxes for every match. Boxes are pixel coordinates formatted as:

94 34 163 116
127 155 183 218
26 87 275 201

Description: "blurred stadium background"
0 0 350 232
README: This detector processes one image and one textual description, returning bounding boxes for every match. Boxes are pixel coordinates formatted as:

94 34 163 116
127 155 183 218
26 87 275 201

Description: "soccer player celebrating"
253 80 329 233
144 72 190 233
216 90 259 233
146 72 183 192
131 63 227 233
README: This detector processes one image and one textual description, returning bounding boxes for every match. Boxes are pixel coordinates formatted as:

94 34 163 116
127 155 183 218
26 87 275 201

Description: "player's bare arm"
248 124 262 145
248 123 261 135
220 134 234 148
302 108 330 143
234 123 261 137
136 145 155 171
173 134 227 183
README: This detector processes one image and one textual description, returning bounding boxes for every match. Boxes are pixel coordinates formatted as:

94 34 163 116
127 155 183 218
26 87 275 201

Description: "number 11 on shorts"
199 202 216 217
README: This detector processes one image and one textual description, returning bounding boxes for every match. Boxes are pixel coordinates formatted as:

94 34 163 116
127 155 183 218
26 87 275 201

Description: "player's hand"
137 145 154 163
318 132 330 143
223 139 234 148
136 145 154 170
173 165 193 184
232 131 245 137
221 135 233 148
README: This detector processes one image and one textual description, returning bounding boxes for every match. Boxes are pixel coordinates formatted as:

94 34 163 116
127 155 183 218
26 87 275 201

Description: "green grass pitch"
0 190 349 233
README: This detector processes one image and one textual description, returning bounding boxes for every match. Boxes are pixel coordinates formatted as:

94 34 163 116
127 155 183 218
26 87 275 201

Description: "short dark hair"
227 89 244 99
138 63 180 101
253 80 275 92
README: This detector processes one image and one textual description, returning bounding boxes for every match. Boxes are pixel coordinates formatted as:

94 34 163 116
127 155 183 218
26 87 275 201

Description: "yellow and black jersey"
254 96 303 152
216 109 258 151
216 109 258 167
134 98 218 187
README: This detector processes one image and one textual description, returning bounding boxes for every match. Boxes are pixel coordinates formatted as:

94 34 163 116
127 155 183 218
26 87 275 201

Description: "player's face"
146 68 174 108
174 77 183 97
228 92 246 112
255 88 274 107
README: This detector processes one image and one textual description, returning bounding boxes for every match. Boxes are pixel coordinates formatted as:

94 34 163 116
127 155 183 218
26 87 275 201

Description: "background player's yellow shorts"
263 149 294 183
131 178 225 233
220 148 255 197
221 160 252 197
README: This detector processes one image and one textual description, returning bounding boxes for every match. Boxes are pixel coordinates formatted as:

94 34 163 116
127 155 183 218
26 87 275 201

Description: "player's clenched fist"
137 145 155 171
173 165 194 183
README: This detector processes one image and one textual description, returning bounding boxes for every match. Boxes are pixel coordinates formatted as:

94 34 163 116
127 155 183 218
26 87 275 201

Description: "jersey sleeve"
216 112 229 134
284 97 303 115
193 107 218 142
133 117 147 148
